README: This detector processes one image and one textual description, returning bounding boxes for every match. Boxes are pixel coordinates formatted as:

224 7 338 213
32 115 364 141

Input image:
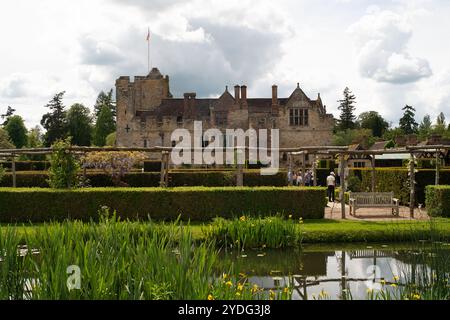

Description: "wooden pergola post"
313 154 317 187
236 149 244 187
435 148 440 185
302 152 306 187
409 153 415 218
288 153 293 186
339 153 346 219
371 153 376 192
164 152 170 187
11 153 16 188
160 151 168 188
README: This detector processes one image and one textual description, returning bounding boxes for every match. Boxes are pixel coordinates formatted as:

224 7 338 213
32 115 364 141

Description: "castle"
115 68 335 162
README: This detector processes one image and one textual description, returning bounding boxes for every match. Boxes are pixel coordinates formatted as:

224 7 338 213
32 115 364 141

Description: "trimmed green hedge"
0 161 50 171
0 187 327 222
425 186 450 217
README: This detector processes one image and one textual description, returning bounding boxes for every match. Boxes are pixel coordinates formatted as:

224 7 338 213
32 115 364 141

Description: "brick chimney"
271 85 279 115
183 92 196 118
240 85 247 106
272 85 278 105
234 85 240 104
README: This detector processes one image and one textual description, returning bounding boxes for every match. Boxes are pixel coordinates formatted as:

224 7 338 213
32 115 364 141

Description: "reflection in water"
220 245 449 300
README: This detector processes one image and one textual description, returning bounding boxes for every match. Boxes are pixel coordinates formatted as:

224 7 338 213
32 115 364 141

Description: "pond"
220 243 450 300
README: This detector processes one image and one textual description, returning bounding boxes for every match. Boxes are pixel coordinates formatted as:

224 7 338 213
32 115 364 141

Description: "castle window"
258 118 266 127
289 108 309 126
143 139 148 148
215 114 227 126
177 116 183 126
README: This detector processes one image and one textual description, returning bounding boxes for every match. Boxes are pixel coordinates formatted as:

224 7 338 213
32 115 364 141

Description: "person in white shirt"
296 171 303 186
326 172 336 202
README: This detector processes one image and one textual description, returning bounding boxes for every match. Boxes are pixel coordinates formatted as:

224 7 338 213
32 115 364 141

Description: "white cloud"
349 8 432 84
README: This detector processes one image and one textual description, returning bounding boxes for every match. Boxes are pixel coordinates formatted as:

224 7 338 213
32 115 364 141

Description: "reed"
203 215 303 250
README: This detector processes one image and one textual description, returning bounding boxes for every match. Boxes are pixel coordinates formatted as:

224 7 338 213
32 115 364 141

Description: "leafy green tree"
431 112 449 137
383 127 404 141
399 105 418 135
48 138 80 189
418 114 432 140
67 103 93 146
94 89 116 119
1 106 16 126
0 128 14 149
333 129 375 149
25 126 45 160
337 87 357 130
41 92 68 147
106 132 116 146
4 115 28 148
93 105 116 147
357 111 389 137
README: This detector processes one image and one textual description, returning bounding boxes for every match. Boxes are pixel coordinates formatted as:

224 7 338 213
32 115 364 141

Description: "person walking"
326 172 336 202
296 171 303 186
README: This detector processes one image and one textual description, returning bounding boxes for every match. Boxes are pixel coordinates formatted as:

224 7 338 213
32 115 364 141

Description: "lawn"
2 218 450 244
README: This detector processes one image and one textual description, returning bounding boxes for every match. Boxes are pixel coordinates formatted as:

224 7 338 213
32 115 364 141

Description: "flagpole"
147 28 150 72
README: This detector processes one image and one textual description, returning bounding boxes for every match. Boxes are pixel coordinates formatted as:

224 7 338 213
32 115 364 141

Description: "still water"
221 243 450 300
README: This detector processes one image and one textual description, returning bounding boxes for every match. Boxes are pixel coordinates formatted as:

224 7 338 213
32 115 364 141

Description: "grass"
3 218 450 245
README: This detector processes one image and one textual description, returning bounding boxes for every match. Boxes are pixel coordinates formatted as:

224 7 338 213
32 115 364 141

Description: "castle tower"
115 67 172 147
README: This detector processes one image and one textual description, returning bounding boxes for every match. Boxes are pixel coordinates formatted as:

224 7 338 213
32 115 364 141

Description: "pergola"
1 144 449 219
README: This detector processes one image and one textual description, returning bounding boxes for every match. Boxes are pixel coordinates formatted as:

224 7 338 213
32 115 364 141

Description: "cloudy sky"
1 0 449 129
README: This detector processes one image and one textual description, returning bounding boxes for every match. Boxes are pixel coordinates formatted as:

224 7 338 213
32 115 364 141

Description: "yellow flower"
252 284 259 293
208 294 214 301
240 216 246 222
380 280 386 285
225 281 233 287
391 283 397 288
269 290 275 300
236 292 241 297
239 272 246 278
288 215 293 219
283 287 289 294
412 294 421 300
393 276 400 282
237 284 244 291
367 288 373 294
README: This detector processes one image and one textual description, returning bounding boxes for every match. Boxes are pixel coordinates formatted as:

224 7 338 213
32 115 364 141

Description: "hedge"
425 186 450 217
0 187 327 222
0 161 50 171
351 168 450 206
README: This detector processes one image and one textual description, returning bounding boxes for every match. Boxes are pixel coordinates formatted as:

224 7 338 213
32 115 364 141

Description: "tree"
40 92 68 147
93 105 116 147
418 114 432 140
4 115 28 148
337 87 357 131
0 128 14 149
26 126 45 161
399 105 418 135
94 89 116 119
67 103 93 146
333 129 375 149
357 111 389 137
1 106 16 126
106 132 116 146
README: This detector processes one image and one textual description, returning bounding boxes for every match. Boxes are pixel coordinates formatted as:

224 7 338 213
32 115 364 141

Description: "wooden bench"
349 192 400 217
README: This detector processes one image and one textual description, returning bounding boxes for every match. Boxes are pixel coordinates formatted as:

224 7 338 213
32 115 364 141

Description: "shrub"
144 161 162 172
0 187 327 222
47 139 80 189
0 165 4 183
0 161 50 171
82 151 146 186
425 186 450 217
